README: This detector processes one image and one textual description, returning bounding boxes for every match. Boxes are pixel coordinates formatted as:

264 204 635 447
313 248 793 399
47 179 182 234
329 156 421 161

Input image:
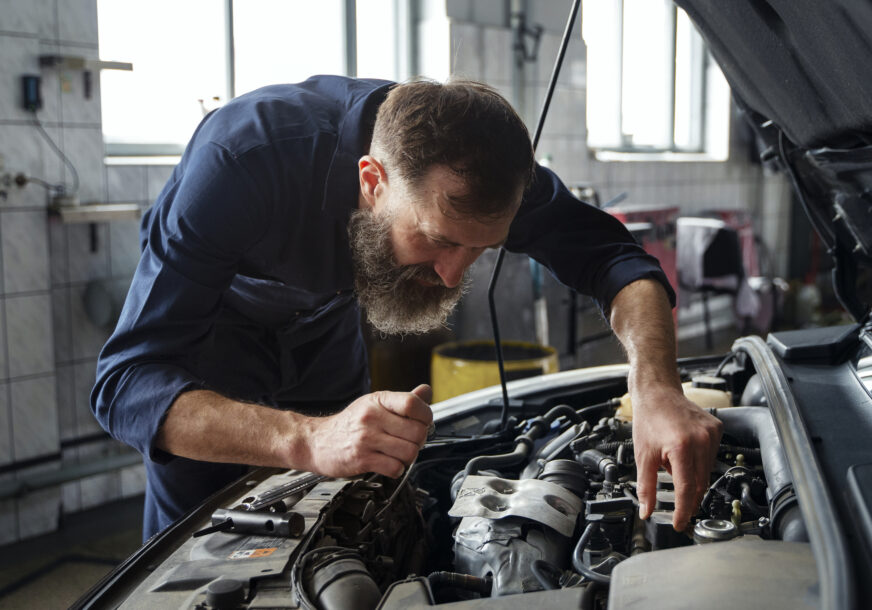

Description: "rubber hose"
464 439 532 476
571 523 611 585
530 560 561 591
777 504 809 542
580 449 619 484
427 572 492 596
541 404 583 425
714 408 792 501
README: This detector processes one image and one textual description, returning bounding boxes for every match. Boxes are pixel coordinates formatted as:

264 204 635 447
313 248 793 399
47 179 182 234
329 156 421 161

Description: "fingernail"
639 503 647 519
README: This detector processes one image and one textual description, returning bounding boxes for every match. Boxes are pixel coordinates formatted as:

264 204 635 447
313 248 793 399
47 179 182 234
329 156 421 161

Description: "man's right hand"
157 385 433 479
299 384 433 479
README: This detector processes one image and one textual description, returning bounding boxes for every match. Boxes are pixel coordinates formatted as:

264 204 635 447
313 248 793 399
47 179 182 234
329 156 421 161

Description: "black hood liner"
675 0 872 149
789 145 872 322
676 0 872 323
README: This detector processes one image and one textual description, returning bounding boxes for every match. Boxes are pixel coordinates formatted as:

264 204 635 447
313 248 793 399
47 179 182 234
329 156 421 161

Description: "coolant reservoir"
616 380 732 421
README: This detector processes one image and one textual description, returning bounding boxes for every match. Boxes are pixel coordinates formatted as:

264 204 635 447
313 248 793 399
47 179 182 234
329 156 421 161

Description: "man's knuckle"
635 448 657 464
358 409 378 426
362 454 382 472
673 438 692 454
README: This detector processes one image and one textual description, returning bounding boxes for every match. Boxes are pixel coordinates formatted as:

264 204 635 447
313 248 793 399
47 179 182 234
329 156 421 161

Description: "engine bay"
105 350 822 610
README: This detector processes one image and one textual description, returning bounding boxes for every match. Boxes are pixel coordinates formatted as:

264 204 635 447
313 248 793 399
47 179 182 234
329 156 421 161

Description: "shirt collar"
321 79 394 219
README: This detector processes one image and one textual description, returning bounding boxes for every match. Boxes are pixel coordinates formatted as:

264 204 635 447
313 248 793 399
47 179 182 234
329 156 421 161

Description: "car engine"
111 360 820 610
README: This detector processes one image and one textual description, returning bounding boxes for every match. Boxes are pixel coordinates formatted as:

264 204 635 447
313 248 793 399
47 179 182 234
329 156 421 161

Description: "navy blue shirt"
92 76 673 540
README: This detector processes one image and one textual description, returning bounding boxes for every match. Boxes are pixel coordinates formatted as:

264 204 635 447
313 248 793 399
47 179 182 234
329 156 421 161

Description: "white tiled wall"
2 211 51 292
0 0 146 545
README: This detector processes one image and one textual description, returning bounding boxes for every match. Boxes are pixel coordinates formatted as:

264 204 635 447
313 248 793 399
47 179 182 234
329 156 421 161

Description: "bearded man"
93 77 721 541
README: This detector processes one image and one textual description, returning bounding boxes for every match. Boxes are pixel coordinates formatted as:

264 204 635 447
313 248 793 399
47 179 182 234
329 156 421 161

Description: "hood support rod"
492 0 582 431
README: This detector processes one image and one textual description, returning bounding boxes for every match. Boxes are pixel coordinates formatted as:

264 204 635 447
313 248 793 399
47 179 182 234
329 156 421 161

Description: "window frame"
102 0 410 158
584 0 719 158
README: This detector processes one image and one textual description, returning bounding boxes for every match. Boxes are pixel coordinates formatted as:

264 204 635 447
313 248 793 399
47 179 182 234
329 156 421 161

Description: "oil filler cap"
206 578 245 609
693 519 739 544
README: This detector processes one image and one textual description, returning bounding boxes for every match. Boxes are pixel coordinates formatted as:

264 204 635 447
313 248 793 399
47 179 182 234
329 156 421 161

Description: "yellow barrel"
431 340 559 402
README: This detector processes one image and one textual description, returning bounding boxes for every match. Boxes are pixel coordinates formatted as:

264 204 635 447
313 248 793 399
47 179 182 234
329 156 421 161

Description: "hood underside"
676 0 872 323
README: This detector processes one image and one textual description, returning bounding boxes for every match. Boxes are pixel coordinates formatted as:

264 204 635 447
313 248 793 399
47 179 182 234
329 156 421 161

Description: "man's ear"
358 155 386 210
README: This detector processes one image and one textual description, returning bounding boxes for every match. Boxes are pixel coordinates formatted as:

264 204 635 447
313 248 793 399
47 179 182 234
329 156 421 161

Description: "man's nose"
433 248 477 288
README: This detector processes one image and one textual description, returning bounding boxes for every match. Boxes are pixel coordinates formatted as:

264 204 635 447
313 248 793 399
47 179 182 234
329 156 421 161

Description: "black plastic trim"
732 335 854 610
767 324 860 364
847 463 872 560
71 467 282 609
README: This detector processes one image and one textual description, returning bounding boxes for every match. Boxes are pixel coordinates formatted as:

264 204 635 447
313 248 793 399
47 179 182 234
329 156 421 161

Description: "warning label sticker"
228 547 278 560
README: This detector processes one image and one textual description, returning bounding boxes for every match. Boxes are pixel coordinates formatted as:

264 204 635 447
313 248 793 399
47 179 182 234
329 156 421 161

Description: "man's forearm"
609 278 681 393
155 386 435 480
608 278 723 529
155 390 310 469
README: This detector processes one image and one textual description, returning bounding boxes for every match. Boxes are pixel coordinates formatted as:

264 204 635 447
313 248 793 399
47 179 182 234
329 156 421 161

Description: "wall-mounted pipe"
0 451 141 501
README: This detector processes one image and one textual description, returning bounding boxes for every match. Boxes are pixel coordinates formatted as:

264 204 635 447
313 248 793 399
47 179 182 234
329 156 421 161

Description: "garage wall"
0 0 145 547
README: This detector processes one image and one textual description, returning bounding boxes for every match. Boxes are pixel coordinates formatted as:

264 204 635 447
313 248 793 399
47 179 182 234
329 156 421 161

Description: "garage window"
98 0 404 157
582 0 730 159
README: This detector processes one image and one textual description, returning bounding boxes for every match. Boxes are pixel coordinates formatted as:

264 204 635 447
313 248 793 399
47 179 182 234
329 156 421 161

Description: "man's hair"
370 79 534 219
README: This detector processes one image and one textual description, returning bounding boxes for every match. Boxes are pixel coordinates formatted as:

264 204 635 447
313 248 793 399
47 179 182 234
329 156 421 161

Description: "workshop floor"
0 496 143 609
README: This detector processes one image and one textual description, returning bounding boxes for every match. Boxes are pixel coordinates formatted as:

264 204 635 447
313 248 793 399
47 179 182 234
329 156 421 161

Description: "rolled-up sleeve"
91 141 271 462
506 164 675 315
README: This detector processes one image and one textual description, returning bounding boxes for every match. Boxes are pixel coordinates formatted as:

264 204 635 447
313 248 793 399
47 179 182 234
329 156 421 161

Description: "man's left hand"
607 279 723 532
631 383 722 531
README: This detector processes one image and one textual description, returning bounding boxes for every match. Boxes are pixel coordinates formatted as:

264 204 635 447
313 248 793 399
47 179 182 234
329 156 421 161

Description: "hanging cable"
493 0 582 432
19 175 56 191
30 112 79 198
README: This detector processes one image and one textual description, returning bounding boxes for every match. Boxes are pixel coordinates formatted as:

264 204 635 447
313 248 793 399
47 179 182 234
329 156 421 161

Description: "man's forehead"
416 166 470 206
409 193 512 249
413 165 522 221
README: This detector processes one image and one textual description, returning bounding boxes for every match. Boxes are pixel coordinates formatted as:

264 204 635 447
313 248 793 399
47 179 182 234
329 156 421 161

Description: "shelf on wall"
54 202 141 224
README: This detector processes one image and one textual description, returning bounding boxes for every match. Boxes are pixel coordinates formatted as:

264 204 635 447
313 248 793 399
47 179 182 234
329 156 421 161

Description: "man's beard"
348 208 468 335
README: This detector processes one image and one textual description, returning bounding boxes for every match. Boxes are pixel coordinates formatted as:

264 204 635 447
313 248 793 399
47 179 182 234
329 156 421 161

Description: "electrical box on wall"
21 74 42 111
38 54 132 99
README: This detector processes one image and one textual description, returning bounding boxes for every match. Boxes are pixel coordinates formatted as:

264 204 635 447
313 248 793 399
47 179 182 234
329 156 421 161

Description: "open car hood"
676 0 872 323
